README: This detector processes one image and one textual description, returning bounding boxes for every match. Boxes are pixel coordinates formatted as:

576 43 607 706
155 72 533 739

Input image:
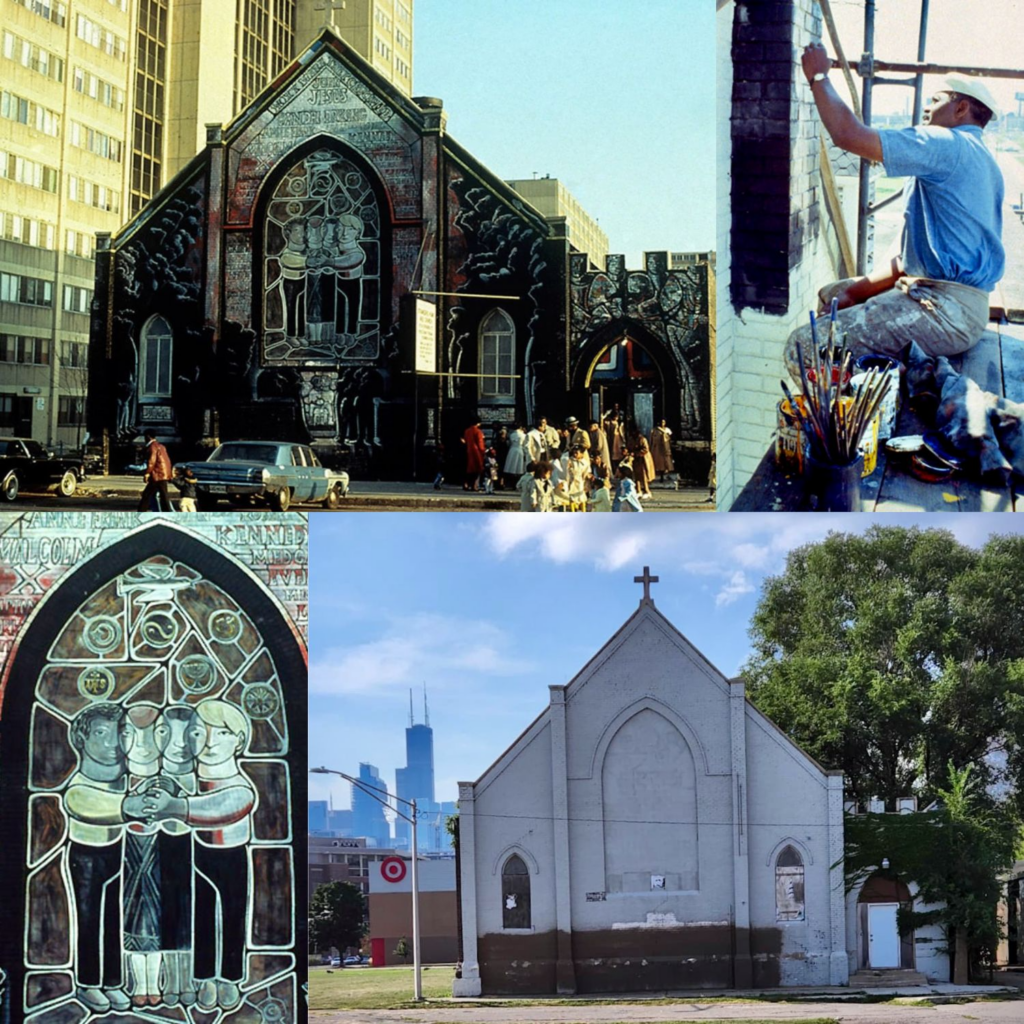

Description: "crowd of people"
455 409 677 512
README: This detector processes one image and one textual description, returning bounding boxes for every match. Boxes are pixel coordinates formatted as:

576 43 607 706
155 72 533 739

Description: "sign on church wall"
0 513 308 1024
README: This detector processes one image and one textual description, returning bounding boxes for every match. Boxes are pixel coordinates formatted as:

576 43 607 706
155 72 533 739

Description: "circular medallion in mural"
78 666 116 700
140 611 179 648
208 610 242 644
259 997 288 1023
82 615 122 655
242 683 280 720
176 655 218 695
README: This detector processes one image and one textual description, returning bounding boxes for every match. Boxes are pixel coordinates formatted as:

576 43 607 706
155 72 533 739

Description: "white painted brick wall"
718 0 843 509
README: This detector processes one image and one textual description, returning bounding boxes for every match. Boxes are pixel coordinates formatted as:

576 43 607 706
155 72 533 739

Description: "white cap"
943 76 1001 120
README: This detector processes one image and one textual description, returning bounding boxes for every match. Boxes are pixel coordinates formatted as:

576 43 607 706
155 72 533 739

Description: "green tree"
845 763 1021 982
743 525 1024 809
309 881 365 956
393 936 410 964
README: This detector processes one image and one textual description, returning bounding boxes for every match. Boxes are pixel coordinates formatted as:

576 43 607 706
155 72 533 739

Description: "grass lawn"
308 966 879 1017
309 964 456 1009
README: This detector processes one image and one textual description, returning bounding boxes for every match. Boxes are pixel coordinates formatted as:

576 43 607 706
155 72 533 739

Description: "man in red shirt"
138 430 176 512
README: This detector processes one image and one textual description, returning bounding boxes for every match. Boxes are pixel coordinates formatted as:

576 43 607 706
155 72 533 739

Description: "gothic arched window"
479 308 515 401
263 147 382 366
501 853 530 929
776 845 806 921
0 525 305 1021
140 315 173 397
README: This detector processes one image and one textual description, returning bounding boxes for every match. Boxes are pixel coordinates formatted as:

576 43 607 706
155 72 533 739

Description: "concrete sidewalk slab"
79 477 716 512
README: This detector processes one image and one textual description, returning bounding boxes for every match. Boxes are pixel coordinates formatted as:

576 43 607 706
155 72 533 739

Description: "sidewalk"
80 477 716 512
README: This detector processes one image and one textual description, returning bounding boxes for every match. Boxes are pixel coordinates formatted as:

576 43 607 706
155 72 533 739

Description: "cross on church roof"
634 566 659 604
314 0 346 29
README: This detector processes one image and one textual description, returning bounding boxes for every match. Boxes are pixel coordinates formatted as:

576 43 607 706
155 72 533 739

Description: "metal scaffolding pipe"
856 0 876 276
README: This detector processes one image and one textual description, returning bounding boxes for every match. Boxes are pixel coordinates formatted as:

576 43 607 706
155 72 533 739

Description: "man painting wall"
784 43 1005 379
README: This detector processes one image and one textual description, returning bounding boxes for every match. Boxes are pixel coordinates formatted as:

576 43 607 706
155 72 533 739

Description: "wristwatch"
810 72 828 84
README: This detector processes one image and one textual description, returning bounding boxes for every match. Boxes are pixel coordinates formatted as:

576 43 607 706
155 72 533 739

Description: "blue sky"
307 513 1024 817
412 0 715 265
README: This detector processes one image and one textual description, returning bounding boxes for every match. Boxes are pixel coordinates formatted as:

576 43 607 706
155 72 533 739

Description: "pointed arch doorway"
0 522 307 1024
571 323 676 441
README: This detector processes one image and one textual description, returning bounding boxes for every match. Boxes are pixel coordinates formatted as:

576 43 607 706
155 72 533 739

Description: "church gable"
563 606 733 779
225 44 424 228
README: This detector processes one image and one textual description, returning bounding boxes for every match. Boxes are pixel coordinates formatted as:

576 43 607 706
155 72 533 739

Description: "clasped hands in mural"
123 776 190 824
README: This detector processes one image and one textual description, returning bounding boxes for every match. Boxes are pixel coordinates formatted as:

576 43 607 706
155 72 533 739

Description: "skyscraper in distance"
395 686 434 849
351 761 390 847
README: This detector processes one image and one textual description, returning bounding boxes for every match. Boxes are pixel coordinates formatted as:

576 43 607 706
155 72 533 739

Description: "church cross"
634 566 659 603
314 0 346 29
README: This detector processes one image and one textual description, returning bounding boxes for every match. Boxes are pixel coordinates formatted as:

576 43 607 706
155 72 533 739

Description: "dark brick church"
88 30 712 480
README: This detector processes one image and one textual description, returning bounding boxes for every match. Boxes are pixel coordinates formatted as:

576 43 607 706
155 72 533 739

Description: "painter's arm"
801 43 883 163
826 257 905 311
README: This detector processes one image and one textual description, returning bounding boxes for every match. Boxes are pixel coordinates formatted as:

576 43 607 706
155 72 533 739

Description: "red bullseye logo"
381 856 407 883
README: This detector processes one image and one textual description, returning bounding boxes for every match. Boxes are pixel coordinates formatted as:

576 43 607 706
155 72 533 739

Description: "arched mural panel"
263 148 383 366
0 524 306 1024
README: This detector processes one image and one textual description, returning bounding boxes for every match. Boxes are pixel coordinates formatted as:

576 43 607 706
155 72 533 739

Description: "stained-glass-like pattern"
263 148 382 365
23 555 296 1022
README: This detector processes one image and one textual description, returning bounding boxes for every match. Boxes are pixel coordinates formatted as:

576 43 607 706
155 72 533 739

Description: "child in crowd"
173 467 198 512
589 474 612 512
565 445 589 512
530 462 554 512
613 465 643 512
482 448 499 495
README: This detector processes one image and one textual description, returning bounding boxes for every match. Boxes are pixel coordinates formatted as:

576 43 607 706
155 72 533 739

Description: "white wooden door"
868 902 900 968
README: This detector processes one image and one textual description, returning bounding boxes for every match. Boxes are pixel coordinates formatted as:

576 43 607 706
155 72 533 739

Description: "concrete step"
850 968 929 988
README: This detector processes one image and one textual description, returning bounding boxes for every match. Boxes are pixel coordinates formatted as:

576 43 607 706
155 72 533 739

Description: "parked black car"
0 437 83 501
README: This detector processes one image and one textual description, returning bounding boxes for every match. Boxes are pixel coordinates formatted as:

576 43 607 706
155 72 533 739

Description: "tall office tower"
308 798 328 831
1 0 413 445
395 687 435 850
504 176 609 268
351 762 389 846
294 0 413 97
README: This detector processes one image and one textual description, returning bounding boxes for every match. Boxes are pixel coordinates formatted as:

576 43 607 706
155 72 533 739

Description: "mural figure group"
65 698 255 1013
264 150 380 363
15 555 297 1022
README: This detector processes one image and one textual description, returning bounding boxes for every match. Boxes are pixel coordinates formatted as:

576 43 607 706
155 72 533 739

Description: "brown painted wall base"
478 925 785 994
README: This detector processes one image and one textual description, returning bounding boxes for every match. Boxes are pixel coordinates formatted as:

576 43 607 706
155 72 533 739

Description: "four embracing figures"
63 699 256 1014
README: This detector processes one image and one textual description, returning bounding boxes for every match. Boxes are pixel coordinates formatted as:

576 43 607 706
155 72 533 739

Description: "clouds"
715 570 755 607
480 513 1024 611
309 612 524 697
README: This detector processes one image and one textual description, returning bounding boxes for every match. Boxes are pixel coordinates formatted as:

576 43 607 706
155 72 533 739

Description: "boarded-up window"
501 854 530 929
776 845 805 921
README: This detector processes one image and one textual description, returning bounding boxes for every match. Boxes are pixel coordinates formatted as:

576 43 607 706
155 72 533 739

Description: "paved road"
311 999 1022 1024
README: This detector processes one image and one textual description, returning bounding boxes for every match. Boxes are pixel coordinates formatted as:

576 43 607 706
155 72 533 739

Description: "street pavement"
311 994 1021 1024
12 478 715 512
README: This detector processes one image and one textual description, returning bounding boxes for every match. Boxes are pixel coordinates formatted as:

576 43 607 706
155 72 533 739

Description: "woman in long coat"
633 436 656 499
650 419 674 477
462 418 486 491
503 424 529 486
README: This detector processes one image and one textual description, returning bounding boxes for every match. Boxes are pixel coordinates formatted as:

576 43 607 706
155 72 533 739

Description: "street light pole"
409 797 421 1001
310 767 422 1002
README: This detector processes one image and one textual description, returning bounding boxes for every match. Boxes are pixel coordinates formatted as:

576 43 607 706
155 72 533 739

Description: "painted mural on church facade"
0 512 307 1024
87 29 712 482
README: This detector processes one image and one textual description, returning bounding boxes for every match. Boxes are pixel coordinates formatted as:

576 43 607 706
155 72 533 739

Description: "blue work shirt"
878 124 1004 292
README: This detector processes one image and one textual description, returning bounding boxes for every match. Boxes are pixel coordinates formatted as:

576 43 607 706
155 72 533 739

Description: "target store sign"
380 856 407 883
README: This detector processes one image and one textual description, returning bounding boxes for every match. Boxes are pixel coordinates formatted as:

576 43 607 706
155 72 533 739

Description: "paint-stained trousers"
783 276 990 384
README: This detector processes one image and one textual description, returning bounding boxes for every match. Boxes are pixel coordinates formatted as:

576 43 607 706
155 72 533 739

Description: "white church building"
453 572 945 995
